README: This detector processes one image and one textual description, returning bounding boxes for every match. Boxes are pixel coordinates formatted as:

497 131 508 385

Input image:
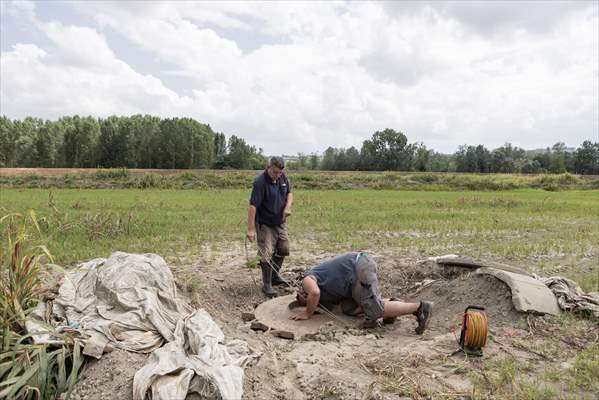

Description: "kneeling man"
290 252 432 334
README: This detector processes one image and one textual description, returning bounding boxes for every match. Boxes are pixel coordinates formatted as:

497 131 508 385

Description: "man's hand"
246 229 256 242
289 311 311 321
283 208 292 218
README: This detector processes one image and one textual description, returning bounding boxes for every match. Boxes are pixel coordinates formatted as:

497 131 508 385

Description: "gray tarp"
28 252 258 400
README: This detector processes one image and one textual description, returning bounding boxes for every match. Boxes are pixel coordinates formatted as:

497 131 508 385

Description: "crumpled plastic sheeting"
52 252 191 353
541 276 599 318
133 309 258 400
45 252 258 399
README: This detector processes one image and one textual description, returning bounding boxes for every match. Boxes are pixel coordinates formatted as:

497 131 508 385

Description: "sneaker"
414 301 433 335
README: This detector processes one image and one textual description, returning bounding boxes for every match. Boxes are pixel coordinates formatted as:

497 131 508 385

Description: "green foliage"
0 212 84 400
2 115 598 174
0 212 51 332
2 171 597 191
0 332 84 400
2 188 598 271
471 357 556 400
570 344 599 391
95 168 129 179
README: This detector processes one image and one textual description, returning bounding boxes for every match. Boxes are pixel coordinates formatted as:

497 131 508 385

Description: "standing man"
290 252 433 333
247 156 293 297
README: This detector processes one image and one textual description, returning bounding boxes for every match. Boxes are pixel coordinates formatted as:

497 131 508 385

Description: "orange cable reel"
458 305 488 356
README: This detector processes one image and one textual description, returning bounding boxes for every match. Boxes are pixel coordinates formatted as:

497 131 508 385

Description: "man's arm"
247 205 257 241
283 192 294 217
290 276 320 320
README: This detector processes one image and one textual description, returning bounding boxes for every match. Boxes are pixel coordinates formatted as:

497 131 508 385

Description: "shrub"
0 212 84 399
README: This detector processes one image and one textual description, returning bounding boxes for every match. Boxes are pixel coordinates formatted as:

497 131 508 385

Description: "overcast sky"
1 1 597 154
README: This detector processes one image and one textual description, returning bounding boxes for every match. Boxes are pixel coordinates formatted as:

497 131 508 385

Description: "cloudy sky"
1 1 597 154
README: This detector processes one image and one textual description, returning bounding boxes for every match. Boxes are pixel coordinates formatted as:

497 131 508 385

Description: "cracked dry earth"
68 245 598 400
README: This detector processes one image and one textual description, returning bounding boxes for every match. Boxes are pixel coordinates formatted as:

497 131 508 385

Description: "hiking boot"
260 262 276 297
271 254 285 286
414 301 433 335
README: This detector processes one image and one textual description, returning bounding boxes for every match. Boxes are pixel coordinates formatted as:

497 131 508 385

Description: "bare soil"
66 245 597 400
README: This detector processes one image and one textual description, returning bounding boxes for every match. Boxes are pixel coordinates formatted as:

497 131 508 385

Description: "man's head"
267 156 285 181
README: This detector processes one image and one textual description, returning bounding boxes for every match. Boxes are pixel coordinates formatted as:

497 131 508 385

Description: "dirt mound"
405 274 523 333
66 350 147 400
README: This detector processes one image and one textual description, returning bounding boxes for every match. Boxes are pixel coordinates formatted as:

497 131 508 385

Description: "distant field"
1 188 597 292
1 167 598 190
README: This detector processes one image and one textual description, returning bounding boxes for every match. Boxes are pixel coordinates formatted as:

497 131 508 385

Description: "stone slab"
254 294 357 338
475 267 560 315
435 256 534 277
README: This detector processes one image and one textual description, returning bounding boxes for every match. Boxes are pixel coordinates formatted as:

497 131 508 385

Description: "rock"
270 330 295 340
250 321 269 332
241 312 256 322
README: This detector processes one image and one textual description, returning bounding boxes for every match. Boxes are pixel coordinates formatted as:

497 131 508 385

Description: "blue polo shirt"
249 170 292 226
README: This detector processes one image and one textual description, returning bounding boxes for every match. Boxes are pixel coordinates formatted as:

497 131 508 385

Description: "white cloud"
1 0 597 154
1 6 191 119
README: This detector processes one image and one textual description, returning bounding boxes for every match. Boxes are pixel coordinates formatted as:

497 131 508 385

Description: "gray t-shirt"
307 252 359 306
308 252 384 321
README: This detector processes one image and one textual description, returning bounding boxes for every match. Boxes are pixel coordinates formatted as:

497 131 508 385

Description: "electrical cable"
458 306 488 353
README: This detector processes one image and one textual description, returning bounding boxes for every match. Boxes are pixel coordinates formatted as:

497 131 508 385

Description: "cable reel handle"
465 305 486 312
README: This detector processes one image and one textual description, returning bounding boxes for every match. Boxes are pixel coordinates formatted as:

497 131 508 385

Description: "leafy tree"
549 142 566 173
213 133 226 166
345 146 360 171
309 153 320 170
61 116 100 167
296 153 308 170
359 139 378 171
227 135 252 169
520 160 543 174
428 152 451 172
414 143 431 172
533 150 551 172
0 117 17 167
32 122 56 167
455 145 477 172
368 128 414 170
474 145 491 173
321 147 337 170
491 143 526 173
573 141 599 174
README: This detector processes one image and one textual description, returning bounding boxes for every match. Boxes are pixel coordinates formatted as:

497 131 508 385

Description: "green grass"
1 187 597 398
1 189 597 285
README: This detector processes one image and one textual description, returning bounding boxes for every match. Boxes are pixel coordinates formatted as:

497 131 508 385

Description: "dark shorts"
256 223 289 262
351 254 384 320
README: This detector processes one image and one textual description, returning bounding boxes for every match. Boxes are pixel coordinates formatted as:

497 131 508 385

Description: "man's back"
308 252 359 305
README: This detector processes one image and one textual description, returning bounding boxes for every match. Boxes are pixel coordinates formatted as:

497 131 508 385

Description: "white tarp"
29 252 257 400
541 276 599 318
52 252 191 354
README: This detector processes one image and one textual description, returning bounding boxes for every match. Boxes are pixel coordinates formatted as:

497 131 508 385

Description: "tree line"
0 115 266 170
1 116 597 174
288 129 599 175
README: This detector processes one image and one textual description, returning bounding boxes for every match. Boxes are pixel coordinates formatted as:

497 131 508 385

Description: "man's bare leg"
382 300 419 318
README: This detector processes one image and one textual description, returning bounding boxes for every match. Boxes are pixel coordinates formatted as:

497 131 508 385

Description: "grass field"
1 188 598 291
2 184 598 398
